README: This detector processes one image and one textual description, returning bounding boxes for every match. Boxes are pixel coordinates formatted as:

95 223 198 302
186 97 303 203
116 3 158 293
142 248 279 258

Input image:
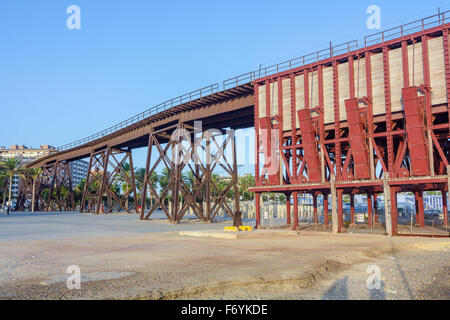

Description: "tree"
74 179 86 206
0 167 6 206
3 158 20 206
29 168 42 212
134 167 146 194
121 162 132 210
238 174 255 201
159 168 171 191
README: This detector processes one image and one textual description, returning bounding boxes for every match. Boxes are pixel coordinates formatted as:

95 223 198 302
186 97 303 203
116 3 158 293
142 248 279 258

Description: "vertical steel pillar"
390 187 398 236
331 175 338 234
127 147 138 213
367 192 373 227
290 75 298 183
205 132 212 222
373 193 379 223
232 131 242 227
254 87 261 186
337 189 344 232
46 162 58 212
443 28 450 133
417 190 425 227
414 191 419 226
96 148 110 214
81 154 94 213
293 191 299 230
365 50 376 180
333 61 342 179
443 190 448 228
171 126 181 222
313 194 318 224
255 192 261 229
422 35 435 176
383 46 394 176
323 193 329 226
140 128 153 219
350 194 355 224
286 193 291 226
383 175 392 236
447 165 450 227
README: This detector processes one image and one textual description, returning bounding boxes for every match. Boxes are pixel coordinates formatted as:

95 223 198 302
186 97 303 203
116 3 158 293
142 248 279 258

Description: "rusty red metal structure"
19 11 450 236
250 12 450 235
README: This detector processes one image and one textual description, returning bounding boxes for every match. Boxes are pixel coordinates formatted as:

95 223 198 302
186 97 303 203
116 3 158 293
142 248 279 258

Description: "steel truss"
17 161 75 212
81 147 137 214
140 123 242 226
252 24 450 236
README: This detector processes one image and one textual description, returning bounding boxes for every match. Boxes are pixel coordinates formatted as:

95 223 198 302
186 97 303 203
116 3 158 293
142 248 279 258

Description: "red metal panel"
290 74 298 183
259 117 280 185
345 98 371 179
278 77 284 185
254 84 261 186
443 28 450 133
297 109 321 183
383 46 395 175
333 61 341 179
402 87 430 176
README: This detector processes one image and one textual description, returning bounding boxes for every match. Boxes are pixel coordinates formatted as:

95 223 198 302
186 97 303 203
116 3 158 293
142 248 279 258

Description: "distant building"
0 145 57 205
69 160 89 187
0 145 88 205
0 145 57 162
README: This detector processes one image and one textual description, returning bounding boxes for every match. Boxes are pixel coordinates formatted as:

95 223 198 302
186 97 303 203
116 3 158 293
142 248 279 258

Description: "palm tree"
0 169 6 207
238 174 255 201
121 162 132 210
182 171 195 192
29 168 42 212
159 168 171 191
134 167 146 194
3 158 20 206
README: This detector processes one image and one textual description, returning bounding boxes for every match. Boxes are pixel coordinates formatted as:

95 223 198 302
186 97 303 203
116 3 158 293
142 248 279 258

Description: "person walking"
6 200 10 215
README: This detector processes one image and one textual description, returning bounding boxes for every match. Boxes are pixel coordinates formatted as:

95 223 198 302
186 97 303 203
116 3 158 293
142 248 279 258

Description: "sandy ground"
0 212 448 300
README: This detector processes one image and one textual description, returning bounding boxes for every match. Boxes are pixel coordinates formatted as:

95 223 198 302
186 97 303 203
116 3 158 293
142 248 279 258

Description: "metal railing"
57 10 450 152
364 10 450 46
222 40 360 90
57 84 219 151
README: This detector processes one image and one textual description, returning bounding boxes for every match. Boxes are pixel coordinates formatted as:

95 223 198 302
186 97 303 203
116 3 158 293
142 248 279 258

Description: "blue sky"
1 0 450 171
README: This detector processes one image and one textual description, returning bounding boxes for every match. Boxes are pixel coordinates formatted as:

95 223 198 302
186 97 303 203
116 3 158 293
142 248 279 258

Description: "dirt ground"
0 215 448 300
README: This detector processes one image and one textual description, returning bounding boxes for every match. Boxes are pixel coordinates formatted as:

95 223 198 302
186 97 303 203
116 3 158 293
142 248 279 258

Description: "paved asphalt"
0 211 238 242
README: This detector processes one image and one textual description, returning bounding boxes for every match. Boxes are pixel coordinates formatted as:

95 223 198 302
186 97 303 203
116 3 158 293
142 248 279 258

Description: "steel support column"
350 194 355 225
337 189 344 232
313 194 318 224
293 191 299 230
390 187 399 236
442 189 448 228
286 192 291 226
367 192 373 227
373 193 379 223
416 190 425 227
255 192 261 229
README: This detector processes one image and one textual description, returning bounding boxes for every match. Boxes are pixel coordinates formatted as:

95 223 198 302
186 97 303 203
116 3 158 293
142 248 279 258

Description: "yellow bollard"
224 226 239 232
